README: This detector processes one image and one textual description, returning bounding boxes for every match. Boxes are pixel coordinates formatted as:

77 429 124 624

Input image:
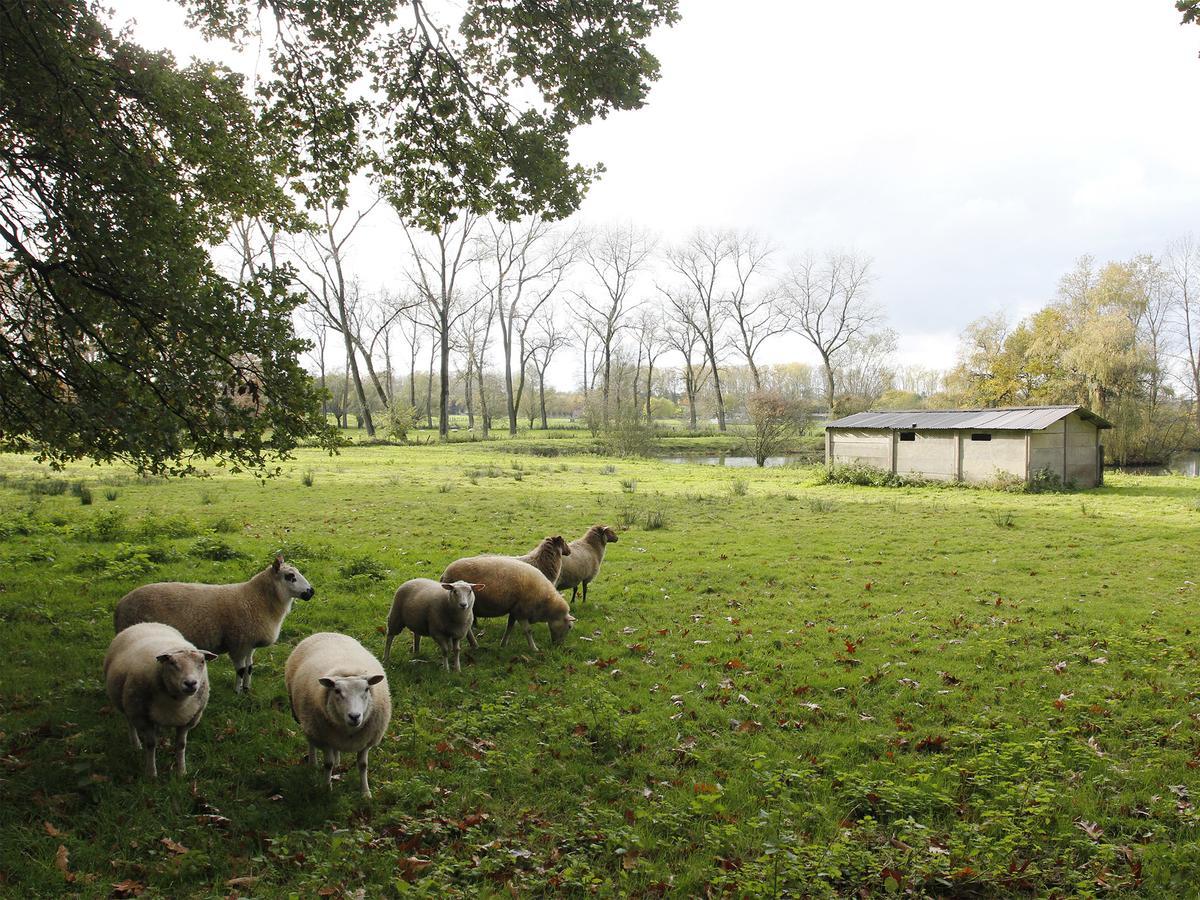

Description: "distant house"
823 405 1113 487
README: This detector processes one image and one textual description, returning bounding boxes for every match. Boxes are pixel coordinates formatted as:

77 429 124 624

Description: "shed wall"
828 429 891 468
1064 412 1101 487
959 431 1026 483
896 432 956 481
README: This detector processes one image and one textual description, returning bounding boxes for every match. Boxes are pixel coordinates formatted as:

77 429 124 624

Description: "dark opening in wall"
971 433 992 442
899 432 916 442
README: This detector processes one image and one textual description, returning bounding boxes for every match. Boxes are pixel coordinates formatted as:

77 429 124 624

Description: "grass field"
1 444 1198 897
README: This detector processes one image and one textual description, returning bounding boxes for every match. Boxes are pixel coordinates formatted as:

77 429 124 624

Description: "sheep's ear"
273 555 283 572
156 653 175 666
200 651 218 662
470 583 486 592
566 613 577 623
366 674 385 686
440 583 455 591
318 677 336 689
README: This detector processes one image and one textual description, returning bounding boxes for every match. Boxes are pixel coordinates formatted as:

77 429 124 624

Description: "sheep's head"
319 674 385 730
600 525 619 544
550 535 571 556
549 612 576 645
273 554 315 600
156 648 216 698
440 580 481 612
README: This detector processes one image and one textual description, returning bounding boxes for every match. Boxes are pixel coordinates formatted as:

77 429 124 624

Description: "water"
1112 450 1200 477
656 453 814 468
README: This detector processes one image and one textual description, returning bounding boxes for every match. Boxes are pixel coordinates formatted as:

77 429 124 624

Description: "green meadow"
0 443 1198 897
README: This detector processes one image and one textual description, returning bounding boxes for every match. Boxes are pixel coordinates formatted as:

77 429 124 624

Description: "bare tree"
723 232 782 390
299 307 330 421
835 328 897 409
293 198 382 436
1166 236 1200 428
402 212 482 439
779 251 878 417
579 225 656 426
455 295 497 436
634 308 669 423
663 298 712 430
478 217 577 435
398 306 427 412
529 308 569 430
664 228 736 430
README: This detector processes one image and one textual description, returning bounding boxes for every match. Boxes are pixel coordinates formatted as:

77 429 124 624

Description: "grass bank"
0 446 1197 896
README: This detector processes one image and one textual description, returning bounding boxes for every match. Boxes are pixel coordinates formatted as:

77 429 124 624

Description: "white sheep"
284 632 391 798
440 556 575 651
114 554 314 693
384 579 481 672
556 524 619 604
103 622 216 778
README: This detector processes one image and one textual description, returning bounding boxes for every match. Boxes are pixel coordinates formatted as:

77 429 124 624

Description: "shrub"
75 509 127 542
618 506 639 528
190 536 246 561
1028 467 1073 493
104 488 119 502
601 416 658 458
741 391 805 466
338 555 389 582
383 403 421 443
816 463 928 488
31 478 68 496
78 486 94 505
209 516 239 534
134 513 200 540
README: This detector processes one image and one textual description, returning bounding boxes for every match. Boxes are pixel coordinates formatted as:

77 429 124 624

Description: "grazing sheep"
440 556 575 651
556 525 620 604
114 555 315 693
103 622 216 778
285 633 391 799
384 579 481 672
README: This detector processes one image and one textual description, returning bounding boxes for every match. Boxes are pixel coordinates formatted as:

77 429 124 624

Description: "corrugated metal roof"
825 405 1112 431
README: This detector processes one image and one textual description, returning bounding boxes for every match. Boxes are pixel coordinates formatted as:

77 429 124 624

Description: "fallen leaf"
43 821 62 838
54 844 73 882
110 879 145 897
225 876 260 888
160 837 188 855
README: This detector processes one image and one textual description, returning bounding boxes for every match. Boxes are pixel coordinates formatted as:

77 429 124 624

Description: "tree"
2 0 677 472
664 229 736 431
722 232 781 391
402 213 482 439
0 0 331 475
478 218 576 436
578 225 656 426
1166 236 1200 429
779 252 878 417
529 309 569 430
1180 1 1200 25
633 309 669 424
663 303 711 430
744 391 803 467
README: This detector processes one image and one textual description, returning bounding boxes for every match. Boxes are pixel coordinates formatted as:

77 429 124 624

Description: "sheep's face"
549 612 576 645
319 674 385 730
440 580 480 612
551 536 571 556
601 526 619 544
156 649 216 697
273 555 315 600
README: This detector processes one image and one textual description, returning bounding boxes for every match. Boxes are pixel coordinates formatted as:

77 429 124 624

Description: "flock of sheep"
103 524 619 797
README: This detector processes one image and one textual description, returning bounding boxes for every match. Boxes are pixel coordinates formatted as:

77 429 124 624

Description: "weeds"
620 478 638 493
644 508 667 530
104 488 119 502
189 536 246 561
437 481 453 493
301 469 315 487
600 464 617 475
729 478 749 497
991 511 1016 528
338 555 389 581
78 485 93 505
805 496 835 513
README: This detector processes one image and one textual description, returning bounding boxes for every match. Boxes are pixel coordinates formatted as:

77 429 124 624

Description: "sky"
115 0 1200 385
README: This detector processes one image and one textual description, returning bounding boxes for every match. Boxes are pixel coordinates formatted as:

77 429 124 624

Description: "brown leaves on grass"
914 735 947 753
54 844 73 882
160 837 188 855
397 856 433 881
111 879 146 897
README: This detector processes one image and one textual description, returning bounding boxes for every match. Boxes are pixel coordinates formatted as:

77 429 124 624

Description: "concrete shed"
824 406 1112 488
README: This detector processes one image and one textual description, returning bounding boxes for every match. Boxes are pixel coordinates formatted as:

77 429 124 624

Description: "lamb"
285 632 391 798
114 554 315 693
384 579 481 672
556 524 620 604
103 622 216 778
440 555 575 651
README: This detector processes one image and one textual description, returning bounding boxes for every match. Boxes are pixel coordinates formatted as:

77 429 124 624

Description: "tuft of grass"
78 485 93 505
618 506 639 528
437 481 453 493
805 496 835 513
208 516 239 534
104 488 119 502
301 469 315 487
729 478 749 497
338 555 389 582
991 510 1016 528
189 536 246 561
200 490 215 505
643 508 666 530
600 464 617 475
620 478 638 493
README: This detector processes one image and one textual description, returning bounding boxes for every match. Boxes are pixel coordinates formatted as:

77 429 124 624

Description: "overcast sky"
120 0 1200 382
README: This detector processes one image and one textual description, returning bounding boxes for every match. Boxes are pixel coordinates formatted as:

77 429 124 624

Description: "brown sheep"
556 525 619 604
440 556 575 651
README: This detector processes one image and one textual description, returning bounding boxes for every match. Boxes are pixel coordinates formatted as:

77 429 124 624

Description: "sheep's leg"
466 626 479 649
451 638 462 673
139 725 158 779
174 725 190 776
357 748 371 799
412 633 421 658
521 619 539 652
323 749 339 790
500 614 516 647
582 581 589 604
233 650 250 694
307 741 320 768
128 721 142 750
244 650 255 692
383 630 396 663
432 634 452 672
571 585 579 604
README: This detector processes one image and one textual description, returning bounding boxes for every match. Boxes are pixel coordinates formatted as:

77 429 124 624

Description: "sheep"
285 632 391 798
556 524 620 604
440 555 575 652
103 622 216 778
114 554 315 693
384 579 482 672
501 535 571 646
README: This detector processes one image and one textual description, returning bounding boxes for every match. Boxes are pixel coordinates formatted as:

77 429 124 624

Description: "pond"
1111 450 1200 477
655 453 817 468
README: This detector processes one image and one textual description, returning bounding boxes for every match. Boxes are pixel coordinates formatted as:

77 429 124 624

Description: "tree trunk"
425 341 435 429
477 362 490 439
340 328 375 437
464 355 476 431
438 313 451 440
539 371 549 429
821 354 836 418
707 342 726 431
645 361 654 423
